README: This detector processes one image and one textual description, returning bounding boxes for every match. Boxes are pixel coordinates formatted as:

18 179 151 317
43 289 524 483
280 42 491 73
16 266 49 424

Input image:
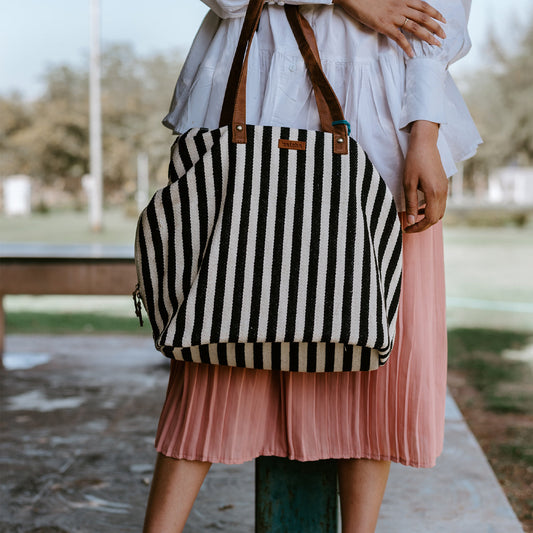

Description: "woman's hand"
332 0 446 57
403 120 448 233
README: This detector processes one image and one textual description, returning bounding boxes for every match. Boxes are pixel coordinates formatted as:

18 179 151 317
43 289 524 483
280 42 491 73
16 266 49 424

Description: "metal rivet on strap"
236 124 243 131
336 137 344 143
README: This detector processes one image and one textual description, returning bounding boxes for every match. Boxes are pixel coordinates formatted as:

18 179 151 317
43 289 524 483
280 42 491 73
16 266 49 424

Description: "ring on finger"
400 17 409 30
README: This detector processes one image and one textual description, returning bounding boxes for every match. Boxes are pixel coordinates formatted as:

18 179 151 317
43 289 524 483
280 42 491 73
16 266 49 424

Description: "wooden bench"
0 243 137 359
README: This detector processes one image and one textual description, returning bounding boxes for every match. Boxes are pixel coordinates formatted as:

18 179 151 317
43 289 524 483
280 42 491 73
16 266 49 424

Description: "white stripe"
314 133 333 341
276 128 300 338
256 127 281 341
333 343 344 372
238 127 263 339
365 165 380 346
198 129 230 346
350 145 367 344
315 343 326 372
218 140 246 342
294 132 316 340
141 193 166 339
331 143 350 339
198 135 217 343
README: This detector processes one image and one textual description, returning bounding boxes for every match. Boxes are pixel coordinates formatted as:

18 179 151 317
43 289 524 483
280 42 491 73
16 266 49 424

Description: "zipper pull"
132 283 144 327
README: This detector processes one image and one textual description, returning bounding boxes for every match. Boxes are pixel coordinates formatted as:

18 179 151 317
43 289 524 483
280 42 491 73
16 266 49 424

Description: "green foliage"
0 44 183 204
464 15 533 178
448 328 533 414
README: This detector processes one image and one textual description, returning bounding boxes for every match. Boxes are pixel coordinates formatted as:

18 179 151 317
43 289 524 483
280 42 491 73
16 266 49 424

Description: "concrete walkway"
0 335 524 532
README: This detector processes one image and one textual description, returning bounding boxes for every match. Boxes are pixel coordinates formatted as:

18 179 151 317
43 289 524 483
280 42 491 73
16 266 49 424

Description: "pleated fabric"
155 214 447 468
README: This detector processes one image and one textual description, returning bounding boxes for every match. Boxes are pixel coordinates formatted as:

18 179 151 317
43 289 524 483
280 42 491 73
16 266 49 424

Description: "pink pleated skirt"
155 216 447 468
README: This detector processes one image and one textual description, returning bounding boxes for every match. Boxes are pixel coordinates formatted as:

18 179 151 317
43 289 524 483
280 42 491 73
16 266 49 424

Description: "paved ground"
0 334 524 532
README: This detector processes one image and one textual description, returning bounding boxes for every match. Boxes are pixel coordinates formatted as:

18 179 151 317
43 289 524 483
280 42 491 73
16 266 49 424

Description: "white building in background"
2 175 32 215
488 167 533 205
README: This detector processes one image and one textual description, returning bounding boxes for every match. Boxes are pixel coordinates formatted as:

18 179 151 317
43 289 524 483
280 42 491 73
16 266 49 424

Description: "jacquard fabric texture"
135 124 402 371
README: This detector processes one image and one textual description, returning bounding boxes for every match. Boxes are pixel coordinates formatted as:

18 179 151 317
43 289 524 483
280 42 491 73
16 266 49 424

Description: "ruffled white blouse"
163 0 482 210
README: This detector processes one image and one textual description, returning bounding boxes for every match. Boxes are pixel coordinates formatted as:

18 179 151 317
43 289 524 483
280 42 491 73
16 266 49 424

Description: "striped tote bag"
133 2 403 372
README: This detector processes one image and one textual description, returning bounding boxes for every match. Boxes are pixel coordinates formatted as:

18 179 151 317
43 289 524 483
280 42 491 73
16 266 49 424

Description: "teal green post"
255 457 338 533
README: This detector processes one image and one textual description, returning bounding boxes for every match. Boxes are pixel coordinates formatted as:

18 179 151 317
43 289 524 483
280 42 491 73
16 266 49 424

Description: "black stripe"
322 143 342 342
285 129 307 342
306 342 317 372
324 343 336 372
171 164 194 346
181 347 193 363
146 196 170 333
177 175 193 306
137 220 157 337
248 127 272 343
162 346 174 359
217 343 228 366
340 142 358 343
210 131 237 343
385 237 403 324
193 133 210 271
289 342 300 372
168 159 179 184
253 343 264 369
303 132 324 339
178 132 194 173
199 344 211 364
342 344 353 371
235 343 246 367
369 178 387 238
266 127 290 341
271 342 281 371
357 155 374 346
229 127 255 341
378 202 398 266
161 187 179 345
360 346 371 371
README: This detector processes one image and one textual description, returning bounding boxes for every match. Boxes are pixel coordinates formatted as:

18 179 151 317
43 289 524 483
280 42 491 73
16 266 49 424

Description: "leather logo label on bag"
278 139 306 151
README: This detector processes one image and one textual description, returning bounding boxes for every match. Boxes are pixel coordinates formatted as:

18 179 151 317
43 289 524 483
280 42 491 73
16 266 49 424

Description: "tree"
0 44 184 205
463 14 533 180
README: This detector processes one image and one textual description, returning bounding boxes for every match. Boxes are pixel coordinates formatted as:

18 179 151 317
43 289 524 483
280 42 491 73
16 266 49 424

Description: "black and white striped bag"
133 2 402 372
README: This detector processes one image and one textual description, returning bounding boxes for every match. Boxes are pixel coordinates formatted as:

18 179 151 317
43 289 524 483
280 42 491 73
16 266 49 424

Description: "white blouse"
163 0 482 210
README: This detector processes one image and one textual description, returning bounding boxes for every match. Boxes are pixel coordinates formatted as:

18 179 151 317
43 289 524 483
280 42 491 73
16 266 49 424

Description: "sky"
0 0 532 99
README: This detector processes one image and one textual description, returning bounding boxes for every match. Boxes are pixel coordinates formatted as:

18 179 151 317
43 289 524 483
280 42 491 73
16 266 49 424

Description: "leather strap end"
333 133 349 155
233 123 247 143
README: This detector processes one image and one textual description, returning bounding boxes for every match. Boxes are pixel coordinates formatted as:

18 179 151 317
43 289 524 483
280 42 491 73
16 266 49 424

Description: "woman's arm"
403 120 448 233
400 0 471 231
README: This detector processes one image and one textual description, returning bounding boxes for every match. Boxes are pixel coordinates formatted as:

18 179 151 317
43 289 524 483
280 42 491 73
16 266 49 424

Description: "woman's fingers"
407 0 446 24
404 7 446 39
400 17 442 48
333 0 447 56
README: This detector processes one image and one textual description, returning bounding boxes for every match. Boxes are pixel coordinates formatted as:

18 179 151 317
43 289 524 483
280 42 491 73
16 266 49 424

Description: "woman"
143 0 481 531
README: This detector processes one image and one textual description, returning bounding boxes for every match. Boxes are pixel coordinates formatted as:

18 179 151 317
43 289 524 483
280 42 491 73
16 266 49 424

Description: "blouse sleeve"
399 0 472 130
201 0 332 19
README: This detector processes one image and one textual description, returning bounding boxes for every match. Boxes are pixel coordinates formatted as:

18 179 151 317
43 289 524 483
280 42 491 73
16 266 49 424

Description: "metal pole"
89 0 103 231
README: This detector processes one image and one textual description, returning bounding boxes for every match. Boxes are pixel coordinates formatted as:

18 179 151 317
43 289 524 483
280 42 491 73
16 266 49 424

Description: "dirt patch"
448 369 533 532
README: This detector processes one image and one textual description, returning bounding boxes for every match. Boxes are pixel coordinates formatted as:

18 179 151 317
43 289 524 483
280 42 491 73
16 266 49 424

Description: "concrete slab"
0 335 524 532
376 395 524 533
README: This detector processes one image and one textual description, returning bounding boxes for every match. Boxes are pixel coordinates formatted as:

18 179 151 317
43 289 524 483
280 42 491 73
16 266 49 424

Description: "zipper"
132 283 144 327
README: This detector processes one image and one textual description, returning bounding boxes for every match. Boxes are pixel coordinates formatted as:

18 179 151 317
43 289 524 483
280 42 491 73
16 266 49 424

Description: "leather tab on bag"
233 123 247 143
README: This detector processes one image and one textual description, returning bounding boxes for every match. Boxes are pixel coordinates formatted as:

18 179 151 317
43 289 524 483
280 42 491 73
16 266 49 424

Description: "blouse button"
289 64 296 72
